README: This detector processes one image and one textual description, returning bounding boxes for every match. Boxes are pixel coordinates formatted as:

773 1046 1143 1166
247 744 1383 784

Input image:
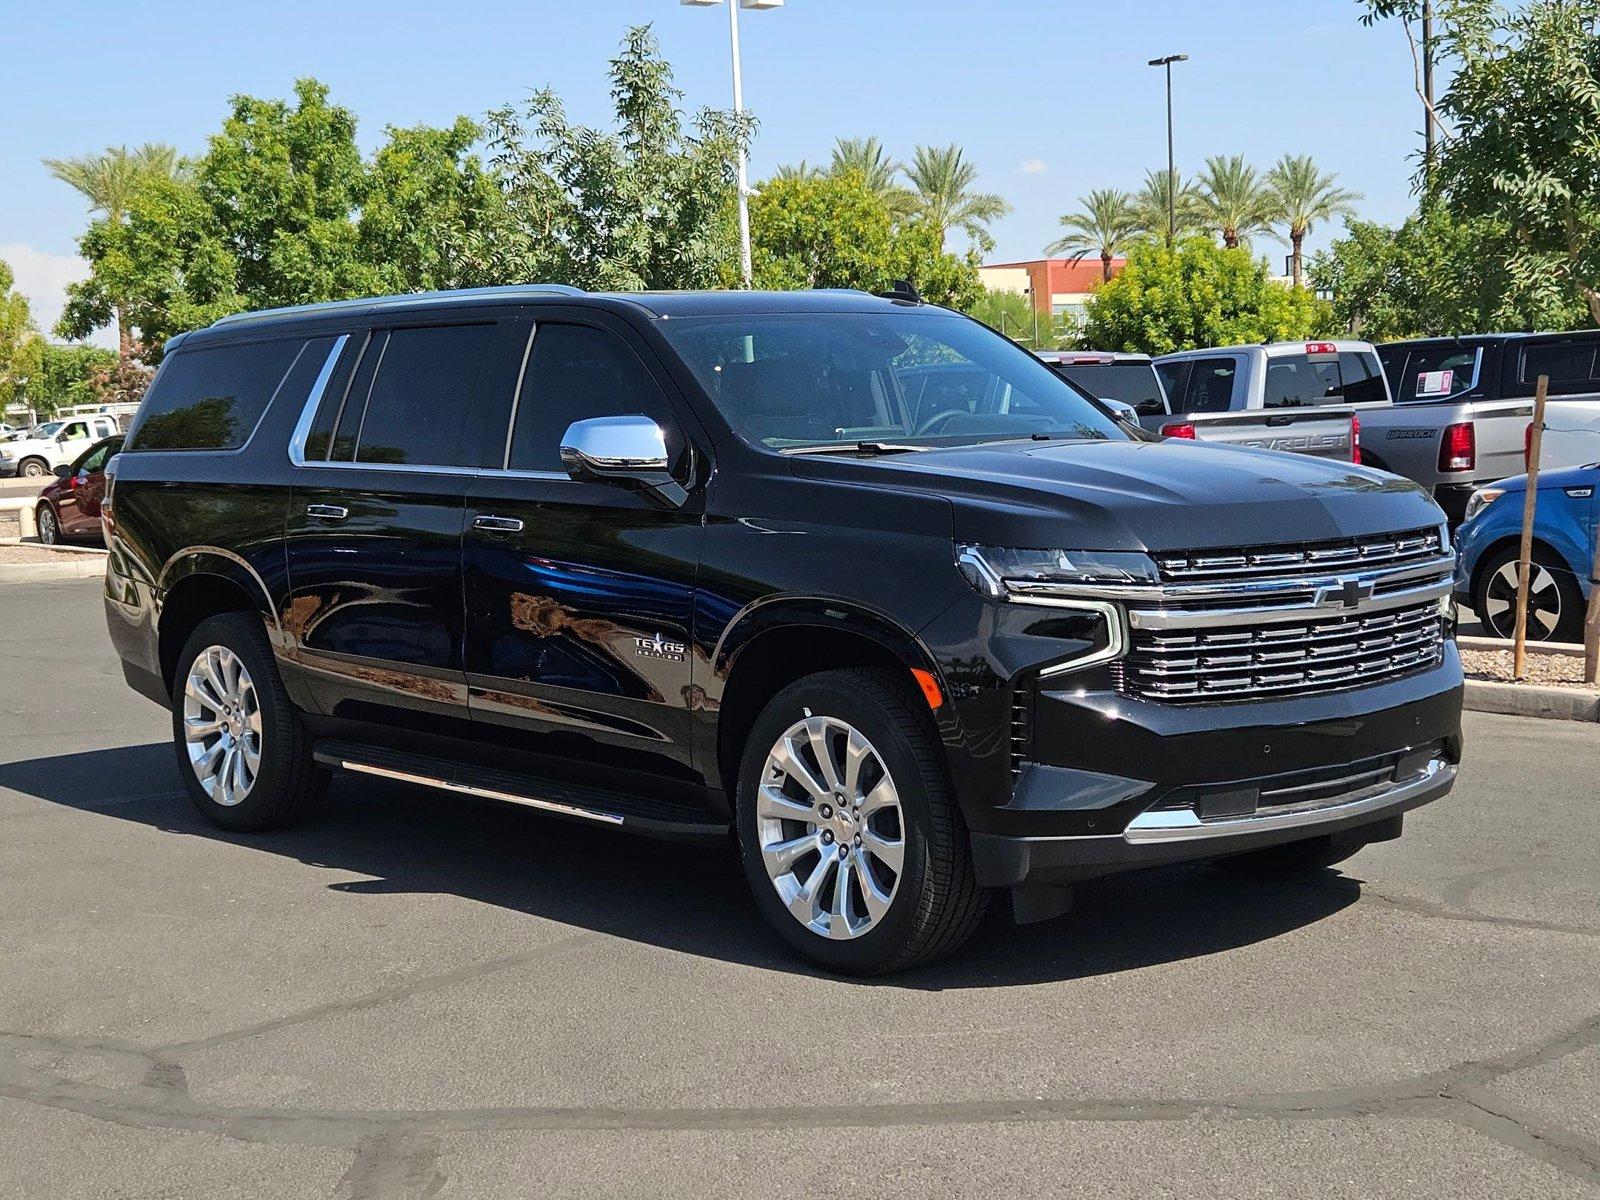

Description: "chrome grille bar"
1154 527 1444 583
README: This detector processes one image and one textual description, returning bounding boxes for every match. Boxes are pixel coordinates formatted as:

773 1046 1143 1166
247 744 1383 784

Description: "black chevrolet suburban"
103 286 1464 974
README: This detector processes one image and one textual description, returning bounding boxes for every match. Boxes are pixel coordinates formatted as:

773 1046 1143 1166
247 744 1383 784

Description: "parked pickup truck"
1374 333 1600 521
1151 341 1387 462
0 414 121 479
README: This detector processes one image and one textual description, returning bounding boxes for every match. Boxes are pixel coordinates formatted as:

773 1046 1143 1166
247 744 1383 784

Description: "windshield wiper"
783 442 929 457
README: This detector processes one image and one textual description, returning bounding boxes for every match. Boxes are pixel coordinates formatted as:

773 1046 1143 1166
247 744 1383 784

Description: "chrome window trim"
287 334 352 467
501 323 539 470
1122 758 1454 844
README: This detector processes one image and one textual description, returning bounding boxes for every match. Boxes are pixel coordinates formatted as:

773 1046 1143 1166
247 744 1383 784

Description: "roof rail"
210 283 589 328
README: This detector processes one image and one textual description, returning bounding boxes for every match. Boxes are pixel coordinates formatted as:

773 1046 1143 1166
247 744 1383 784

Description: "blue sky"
1 0 1424 345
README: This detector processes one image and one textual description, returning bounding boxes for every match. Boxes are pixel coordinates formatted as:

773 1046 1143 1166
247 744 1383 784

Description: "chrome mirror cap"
559 415 670 480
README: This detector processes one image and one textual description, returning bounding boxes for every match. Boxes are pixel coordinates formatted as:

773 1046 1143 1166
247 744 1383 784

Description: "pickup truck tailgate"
1145 407 1356 461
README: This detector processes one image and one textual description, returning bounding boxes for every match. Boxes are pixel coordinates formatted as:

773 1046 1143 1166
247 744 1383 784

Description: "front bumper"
0 460 19 479
972 754 1454 886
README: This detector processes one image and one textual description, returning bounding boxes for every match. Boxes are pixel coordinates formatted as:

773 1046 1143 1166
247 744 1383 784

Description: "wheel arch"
156 549 280 695
712 597 947 799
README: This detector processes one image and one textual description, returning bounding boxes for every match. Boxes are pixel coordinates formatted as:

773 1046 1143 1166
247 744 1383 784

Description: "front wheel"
1473 544 1584 642
735 667 988 976
18 457 48 479
171 613 326 832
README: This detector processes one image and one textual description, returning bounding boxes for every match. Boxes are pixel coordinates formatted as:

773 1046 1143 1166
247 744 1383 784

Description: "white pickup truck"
0 416 121 479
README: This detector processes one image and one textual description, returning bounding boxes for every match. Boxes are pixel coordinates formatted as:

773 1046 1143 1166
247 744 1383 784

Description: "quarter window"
128 339 303 451
507 325 677 473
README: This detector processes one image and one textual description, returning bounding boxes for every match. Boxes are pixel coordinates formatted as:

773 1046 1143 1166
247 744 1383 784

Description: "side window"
76 440 118 474
1521 341 1597 395
507 324 677 473
128 339 303 451
1398 347 1477 403
1182 358 1236 414
62 422 88 440
1155 361 1189 408
345 324 505 468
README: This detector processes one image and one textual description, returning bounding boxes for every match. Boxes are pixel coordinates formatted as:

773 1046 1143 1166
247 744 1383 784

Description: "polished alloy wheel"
36 507 58 544
182 645 262 806
1483 560 1561 639
756 715 906 940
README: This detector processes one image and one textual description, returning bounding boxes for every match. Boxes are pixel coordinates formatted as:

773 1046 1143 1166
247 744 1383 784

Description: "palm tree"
1194 154 1274 250
1130 168 1204 243
770 160 822 182
904 144 1010 248
44 143 185 362
829 136 914 217
1045 189 1141 281
1266 154 1362 287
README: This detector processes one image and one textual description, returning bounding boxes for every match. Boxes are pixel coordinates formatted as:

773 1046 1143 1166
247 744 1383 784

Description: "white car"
0 416 120 479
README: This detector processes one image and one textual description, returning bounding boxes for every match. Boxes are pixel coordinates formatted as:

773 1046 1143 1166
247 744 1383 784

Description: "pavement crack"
1443 1088 1600 1188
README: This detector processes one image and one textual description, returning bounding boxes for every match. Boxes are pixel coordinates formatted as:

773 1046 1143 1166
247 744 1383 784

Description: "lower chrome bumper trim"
1121 758 1455 844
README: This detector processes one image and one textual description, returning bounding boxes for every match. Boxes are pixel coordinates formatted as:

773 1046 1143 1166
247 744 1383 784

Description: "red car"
36 435 122 546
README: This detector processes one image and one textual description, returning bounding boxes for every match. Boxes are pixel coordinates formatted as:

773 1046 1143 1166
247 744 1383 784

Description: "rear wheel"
1473 544 1584 642
736 667 988 976
171 613 325 832
35 505 59 545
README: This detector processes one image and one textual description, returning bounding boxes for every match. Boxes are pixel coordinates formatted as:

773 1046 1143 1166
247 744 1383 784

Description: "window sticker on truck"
1417 370 1454 397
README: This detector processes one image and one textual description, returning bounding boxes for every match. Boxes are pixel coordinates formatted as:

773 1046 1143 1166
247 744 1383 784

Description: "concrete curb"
0 559 106 583
1463 678 1600 722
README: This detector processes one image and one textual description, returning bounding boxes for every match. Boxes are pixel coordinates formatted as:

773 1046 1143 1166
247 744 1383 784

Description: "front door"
60 438 119 536
462 319 704 783
282 318 529 725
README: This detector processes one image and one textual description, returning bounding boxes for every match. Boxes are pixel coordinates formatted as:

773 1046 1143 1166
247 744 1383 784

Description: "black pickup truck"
102 286 1463 975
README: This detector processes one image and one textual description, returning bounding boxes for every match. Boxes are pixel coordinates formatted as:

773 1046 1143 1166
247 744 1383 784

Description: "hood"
1484 464 1600 496
811 438 1444 552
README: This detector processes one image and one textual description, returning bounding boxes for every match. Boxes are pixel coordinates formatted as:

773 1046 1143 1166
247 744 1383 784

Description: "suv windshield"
659 312 1127 450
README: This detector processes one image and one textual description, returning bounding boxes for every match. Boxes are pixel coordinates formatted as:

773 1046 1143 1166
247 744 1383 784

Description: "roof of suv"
197 285 931 340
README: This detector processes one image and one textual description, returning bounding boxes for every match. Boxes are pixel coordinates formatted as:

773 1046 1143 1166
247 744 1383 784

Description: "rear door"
462 315 705 785
282 315 529 724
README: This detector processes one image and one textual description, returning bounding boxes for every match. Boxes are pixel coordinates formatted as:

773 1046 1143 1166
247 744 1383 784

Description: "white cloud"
1020 158 1048 175
0 242 117 350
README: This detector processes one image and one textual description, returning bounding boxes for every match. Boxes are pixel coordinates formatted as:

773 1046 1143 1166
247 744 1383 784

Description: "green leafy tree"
1195 154 1273 249
1266 155 1361 287
1 259 43 413
199 78 377 308
28 343 118 417
966 289 1070 349
358 118 511 293
888 217 984 311
1310 206 1585 339
484 25 752 290
43 143 186 362
904 144 1010 250
1131 168 1205 243
1082 237 1332 354
1046 188 1141 281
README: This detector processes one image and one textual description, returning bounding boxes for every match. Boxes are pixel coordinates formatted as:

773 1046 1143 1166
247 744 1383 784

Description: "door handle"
305 504 349 521
473 514 524 533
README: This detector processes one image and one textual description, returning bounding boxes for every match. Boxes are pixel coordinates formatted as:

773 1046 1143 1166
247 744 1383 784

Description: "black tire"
36 505 59 545
735 667 989 976
1473 543 1584 643
18 457 48 479
1212 834 1367 879
170 613 326 832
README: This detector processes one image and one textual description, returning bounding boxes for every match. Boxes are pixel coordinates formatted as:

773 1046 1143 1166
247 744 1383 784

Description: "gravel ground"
1460 645 1599 690
0 543 106 564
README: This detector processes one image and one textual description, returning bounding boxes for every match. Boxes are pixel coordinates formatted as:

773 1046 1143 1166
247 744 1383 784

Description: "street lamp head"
1147 53 1189 66
682 0 785 6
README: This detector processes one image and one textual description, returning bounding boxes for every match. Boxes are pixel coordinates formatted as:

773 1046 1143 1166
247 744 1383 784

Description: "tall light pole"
682 0 783 289
1147 53 1188 247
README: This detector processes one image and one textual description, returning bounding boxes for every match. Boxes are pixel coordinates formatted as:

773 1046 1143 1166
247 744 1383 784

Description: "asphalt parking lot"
2 577 1597 1198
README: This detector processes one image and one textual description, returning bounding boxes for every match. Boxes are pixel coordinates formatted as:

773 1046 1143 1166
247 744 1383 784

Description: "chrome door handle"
305 504 349 521
473 514 524 533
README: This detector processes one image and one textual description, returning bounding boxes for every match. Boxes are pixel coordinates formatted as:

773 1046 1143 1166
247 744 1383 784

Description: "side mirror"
1102 399 1140 423
53 464 71 478
558 414 685 506
1135 399 1166 417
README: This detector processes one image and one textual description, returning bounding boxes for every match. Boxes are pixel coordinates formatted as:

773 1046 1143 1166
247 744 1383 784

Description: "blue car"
1454 465 1598 641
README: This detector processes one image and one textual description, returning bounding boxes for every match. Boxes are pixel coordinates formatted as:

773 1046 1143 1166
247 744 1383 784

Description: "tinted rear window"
1521 341 1597 384
1263 351 1386 408
1054 363 1165 409
347 324 503 467
127 339 304 451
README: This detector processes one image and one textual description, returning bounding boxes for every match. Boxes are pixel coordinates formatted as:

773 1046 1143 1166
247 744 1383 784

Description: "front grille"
1154 527 1444 584
1114 598 1446 702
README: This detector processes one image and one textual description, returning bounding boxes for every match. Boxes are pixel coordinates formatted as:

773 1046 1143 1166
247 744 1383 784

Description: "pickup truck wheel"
35 505 59 545
1473 544 1583 642
171 613 326 832
736 667 988 976
17 457 48 478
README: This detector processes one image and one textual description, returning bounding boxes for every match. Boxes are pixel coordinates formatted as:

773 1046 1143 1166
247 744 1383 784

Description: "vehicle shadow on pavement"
0 743 1362 990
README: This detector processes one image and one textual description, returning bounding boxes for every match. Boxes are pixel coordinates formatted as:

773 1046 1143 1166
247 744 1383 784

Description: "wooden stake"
1512 375 1549 680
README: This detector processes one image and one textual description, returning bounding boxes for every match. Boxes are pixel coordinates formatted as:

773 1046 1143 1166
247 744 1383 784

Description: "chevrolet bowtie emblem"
1315 577 1376 609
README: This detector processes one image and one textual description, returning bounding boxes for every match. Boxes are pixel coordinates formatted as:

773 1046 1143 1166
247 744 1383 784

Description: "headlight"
955 544 1159 599
1462 487 1504 525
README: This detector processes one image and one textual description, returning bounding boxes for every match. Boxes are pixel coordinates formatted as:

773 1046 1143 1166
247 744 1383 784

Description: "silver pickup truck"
1148 341 1387 463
